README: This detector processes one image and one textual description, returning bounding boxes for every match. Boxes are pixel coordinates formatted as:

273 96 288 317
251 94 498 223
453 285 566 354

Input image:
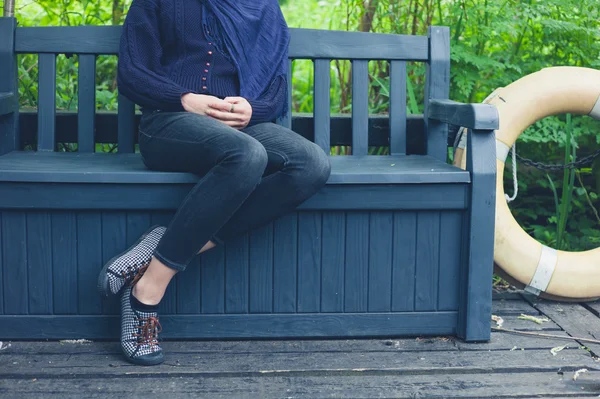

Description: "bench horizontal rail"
18 111 429 152
0 92 15 116
0 182 468 211
15 26 429 60
428 99 499 130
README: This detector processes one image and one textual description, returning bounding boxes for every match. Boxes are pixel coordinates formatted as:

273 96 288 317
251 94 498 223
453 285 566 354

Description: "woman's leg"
132 111 269 304
211 122 331 243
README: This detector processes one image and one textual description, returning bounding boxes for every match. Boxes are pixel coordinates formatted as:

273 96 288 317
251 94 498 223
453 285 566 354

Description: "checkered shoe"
97 225 166 297
121 286 164 366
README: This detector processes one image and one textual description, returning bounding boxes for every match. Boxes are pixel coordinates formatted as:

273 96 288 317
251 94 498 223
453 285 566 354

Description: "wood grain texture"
100 212 126 316
368 212 393 312
201 246 225 314
457 128 496 342
351 60 369 156
51 212 78 315
26 212 53 315
37 53 57 151
15 26 429 60
313 59 331 152
533 301 600 356
117 93 135 153
297 212 322 313
249 224 273 313
428 99 499 130
0 152 471 184
438 212 462 311
344 212 369 312
224 235 249 314
0 312 457 339
76 213 102 315
1 18 19 155
389 60 407 155
0 181 469 211
392 212 417 312
19 111 428 153
2 212 28 315
273 214 297 313
423 26 450 162
320 213 345 313
415 212 440 311
77 54 96 153
176 256 201 314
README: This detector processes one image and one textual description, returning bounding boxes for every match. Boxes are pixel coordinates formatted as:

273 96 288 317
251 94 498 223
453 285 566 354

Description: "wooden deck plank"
533 301 600 356
2 347 596 376
492 299 541 316
2 371 600 398
1 372 598 398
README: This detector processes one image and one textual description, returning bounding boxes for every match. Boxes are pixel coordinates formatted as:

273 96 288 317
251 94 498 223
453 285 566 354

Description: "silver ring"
230 104 235 113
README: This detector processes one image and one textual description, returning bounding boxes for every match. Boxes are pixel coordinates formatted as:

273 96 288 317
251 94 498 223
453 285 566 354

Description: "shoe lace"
124 263 149 287
133 316 162 347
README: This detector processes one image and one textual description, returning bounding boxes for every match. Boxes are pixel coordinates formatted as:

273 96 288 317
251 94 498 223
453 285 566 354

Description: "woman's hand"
206 97 253 129
181 93 228 116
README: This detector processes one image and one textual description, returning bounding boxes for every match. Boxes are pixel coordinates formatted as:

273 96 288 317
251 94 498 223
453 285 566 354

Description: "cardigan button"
204 69 209 73
202 86 207 90
202 77 207 81
208 51 213 55
206 63 210 66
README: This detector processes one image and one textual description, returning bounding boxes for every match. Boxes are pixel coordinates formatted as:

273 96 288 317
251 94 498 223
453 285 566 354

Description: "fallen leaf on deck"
573 368 588 381
0 342 10 351
518 314 550 324
551 344 568 356
390 164 396 166
59 339 92 344
510 346 518 351
491 315 504 328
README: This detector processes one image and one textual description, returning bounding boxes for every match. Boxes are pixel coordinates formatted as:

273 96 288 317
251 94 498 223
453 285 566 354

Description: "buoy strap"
496 140 511 163
524 246 558 296
590 95 600 120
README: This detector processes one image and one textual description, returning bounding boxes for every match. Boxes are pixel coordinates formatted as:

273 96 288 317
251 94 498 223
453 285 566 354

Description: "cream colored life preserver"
453 66 600 301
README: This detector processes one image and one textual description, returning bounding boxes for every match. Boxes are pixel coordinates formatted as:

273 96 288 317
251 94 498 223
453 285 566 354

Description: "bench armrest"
428 99 499 131
0 92 15 117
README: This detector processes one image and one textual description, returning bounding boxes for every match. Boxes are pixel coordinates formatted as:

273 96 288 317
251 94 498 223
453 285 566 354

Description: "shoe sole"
122 348 164 366
97 225 161 298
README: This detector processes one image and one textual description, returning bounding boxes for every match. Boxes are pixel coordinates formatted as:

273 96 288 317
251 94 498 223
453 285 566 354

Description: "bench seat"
0 151 470 184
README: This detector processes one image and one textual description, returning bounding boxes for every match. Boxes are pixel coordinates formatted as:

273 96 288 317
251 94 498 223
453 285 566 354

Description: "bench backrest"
0 17 450 160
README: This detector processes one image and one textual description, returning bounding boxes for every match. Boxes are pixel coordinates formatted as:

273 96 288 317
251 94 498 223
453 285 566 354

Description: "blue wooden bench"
0 17 499 342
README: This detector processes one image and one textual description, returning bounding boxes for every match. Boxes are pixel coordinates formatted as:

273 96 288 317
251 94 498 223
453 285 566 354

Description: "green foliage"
9 0 600 251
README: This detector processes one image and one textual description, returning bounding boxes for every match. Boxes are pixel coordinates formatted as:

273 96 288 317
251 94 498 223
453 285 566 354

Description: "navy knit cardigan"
117 0 286 124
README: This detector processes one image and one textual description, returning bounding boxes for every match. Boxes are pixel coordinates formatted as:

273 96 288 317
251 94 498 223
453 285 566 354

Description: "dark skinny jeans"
138 111 331 271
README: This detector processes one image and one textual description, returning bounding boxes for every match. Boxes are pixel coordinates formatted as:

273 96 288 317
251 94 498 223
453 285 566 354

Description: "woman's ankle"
132 278 164 306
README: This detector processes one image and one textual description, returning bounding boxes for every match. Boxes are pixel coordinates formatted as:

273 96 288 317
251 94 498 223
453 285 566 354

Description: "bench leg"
457 128 497 342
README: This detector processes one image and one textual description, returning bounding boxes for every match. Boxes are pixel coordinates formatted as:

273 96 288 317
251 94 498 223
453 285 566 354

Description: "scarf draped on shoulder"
201 0 290 113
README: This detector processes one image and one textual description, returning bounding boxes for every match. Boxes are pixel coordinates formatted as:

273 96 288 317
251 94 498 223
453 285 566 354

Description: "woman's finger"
206 109 246 121
208 102 234 112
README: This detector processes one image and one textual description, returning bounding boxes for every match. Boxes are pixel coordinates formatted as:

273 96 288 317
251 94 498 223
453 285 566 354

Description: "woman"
97 0 331 366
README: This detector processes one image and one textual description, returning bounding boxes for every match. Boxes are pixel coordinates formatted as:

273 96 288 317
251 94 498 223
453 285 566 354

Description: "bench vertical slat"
276 60 293 129
177 258 201 313
201 246 225 314
415 212 441 311
389 61 407 155
438 212 462 311
225 235 249 314
37 53 57 151
321 213 345 313
0 18 19 155
392 212 417 312
313 59 331 152
26 212 53 315
249 225 274 313
2 212 28 314
77 213 103 315
117 93 136 153
368 212 393 312
351 60 369 155
151 213 177 313
344 212 369 312
77 54 96 152
101 212 126 316
297 212 322 313
51 213 78 315
424 26 450 161
273 214 298 313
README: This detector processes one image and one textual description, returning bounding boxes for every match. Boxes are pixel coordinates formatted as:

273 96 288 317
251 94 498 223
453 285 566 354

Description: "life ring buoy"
453 66 600 301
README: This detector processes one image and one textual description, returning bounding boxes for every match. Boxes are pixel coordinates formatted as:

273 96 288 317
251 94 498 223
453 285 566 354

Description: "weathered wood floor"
1 293 599 398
